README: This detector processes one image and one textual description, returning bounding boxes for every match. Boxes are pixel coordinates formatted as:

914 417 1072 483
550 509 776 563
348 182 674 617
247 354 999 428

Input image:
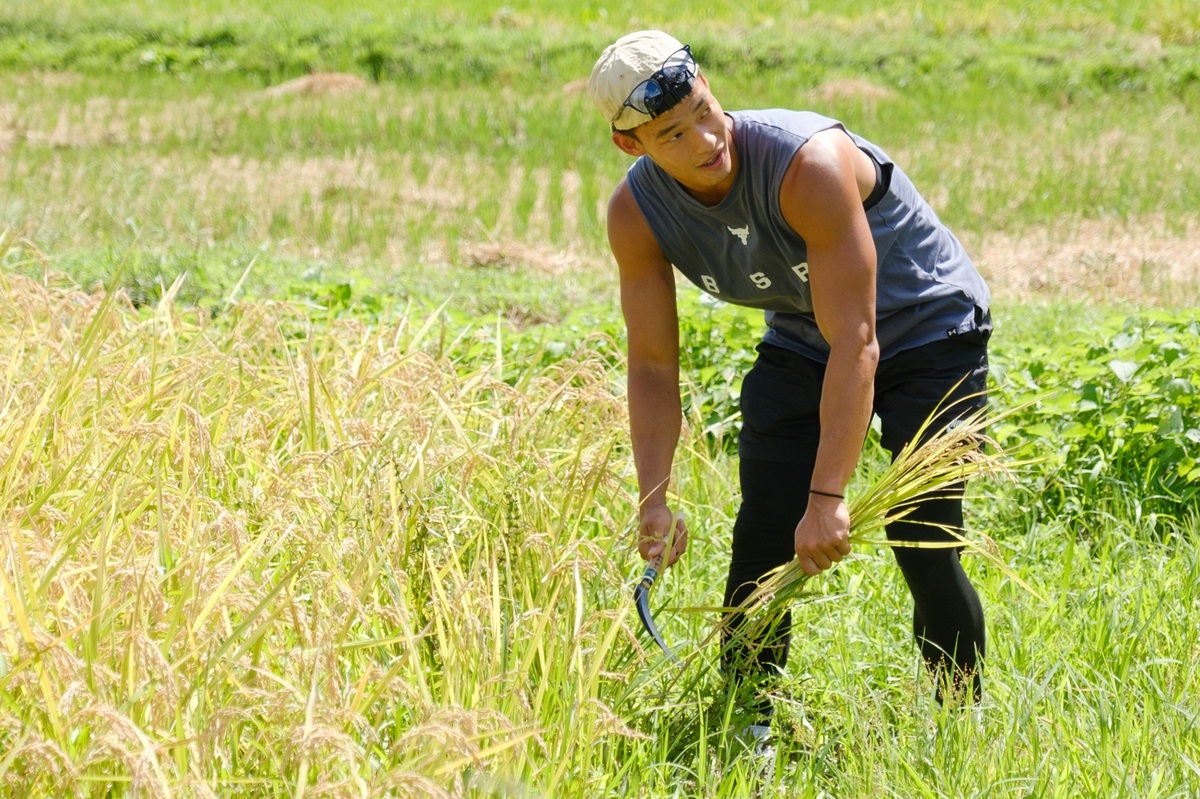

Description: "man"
588 31 993 711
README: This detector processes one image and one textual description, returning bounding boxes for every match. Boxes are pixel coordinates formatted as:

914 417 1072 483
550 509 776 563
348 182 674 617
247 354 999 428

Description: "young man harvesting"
589 31 993 714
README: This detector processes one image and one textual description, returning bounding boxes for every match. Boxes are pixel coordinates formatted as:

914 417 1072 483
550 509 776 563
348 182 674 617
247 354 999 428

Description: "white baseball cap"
588 30 694 131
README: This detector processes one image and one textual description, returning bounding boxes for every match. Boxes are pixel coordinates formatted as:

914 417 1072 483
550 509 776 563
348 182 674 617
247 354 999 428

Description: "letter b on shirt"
701 275 720 294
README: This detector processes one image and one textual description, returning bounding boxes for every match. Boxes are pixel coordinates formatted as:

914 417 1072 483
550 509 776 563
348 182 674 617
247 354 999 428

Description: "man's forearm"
627 363 682 509
811 342 878 494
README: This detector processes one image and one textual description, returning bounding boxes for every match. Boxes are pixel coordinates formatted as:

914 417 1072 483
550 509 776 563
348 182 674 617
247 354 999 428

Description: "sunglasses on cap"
614 45 697 124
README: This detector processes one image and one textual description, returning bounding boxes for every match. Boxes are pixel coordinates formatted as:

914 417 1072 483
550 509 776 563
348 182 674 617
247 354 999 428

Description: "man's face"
613 76 735 202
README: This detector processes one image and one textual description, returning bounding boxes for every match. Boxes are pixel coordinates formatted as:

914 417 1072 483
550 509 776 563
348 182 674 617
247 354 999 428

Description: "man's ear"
612 129 645 157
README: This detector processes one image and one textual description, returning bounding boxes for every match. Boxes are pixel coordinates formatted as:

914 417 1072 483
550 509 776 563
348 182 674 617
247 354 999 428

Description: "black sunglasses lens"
660 64 688 85
662 49 694 76
616 46 696 120
640 81 665 114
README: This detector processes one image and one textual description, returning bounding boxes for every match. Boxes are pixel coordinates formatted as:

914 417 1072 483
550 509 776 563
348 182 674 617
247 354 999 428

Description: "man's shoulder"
732 108 842 136
607 175 636 216
732 110 847 170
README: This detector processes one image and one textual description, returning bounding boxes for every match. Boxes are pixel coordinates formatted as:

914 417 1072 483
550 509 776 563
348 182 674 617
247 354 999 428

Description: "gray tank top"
625 109 990 361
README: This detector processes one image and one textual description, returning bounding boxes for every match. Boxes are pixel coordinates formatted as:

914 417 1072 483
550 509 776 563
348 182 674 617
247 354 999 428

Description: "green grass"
1 1 1199 795
0 274 1197 796
2 66 1197 315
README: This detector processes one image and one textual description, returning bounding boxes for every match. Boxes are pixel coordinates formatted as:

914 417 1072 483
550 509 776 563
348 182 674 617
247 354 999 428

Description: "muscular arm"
607 179 688 566
780 128 881 574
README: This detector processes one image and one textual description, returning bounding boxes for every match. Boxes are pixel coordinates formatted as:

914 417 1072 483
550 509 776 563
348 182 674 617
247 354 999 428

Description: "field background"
1 1 1199 797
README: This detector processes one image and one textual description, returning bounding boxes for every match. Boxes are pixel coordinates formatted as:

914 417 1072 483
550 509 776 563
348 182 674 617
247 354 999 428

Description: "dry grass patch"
973 216 1200 304
0 90 227 152
5 71 84 89
263 72 371 97
459 240 600 275
811 78 897 104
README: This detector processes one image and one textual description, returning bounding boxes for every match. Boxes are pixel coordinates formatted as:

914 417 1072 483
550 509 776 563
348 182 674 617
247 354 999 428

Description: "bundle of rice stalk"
720 396 1040 646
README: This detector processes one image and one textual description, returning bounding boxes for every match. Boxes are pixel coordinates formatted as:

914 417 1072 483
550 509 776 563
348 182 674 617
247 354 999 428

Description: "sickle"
633 515 683 664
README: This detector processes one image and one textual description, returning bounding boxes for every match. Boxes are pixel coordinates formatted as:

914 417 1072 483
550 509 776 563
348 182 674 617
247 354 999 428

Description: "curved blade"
633 554 681 664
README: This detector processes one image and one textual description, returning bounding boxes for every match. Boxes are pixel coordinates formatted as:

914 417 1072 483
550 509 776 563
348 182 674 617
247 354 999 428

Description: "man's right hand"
638 504 688 569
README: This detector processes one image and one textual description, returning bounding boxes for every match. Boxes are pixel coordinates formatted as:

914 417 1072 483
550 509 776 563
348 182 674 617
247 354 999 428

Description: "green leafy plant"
676 293 760 448
993 311 1200 523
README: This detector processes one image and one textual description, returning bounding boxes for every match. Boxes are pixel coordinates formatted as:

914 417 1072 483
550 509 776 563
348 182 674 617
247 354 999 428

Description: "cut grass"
721 399 1035 656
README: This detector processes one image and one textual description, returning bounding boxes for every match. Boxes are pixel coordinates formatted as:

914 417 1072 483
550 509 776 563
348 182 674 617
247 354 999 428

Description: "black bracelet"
809 488 844 499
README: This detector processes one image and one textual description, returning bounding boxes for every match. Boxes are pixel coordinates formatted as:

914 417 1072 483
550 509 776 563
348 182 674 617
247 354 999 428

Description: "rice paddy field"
1 1 1199 796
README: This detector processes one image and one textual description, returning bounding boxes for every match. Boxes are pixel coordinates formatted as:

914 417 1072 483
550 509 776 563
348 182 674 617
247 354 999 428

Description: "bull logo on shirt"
728 225 750 246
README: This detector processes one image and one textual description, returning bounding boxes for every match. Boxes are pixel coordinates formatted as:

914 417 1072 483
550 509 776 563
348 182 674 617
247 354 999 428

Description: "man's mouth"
700 147 724 168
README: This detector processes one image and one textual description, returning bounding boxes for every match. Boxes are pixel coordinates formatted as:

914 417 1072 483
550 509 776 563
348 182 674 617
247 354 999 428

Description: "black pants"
724 329 990 702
